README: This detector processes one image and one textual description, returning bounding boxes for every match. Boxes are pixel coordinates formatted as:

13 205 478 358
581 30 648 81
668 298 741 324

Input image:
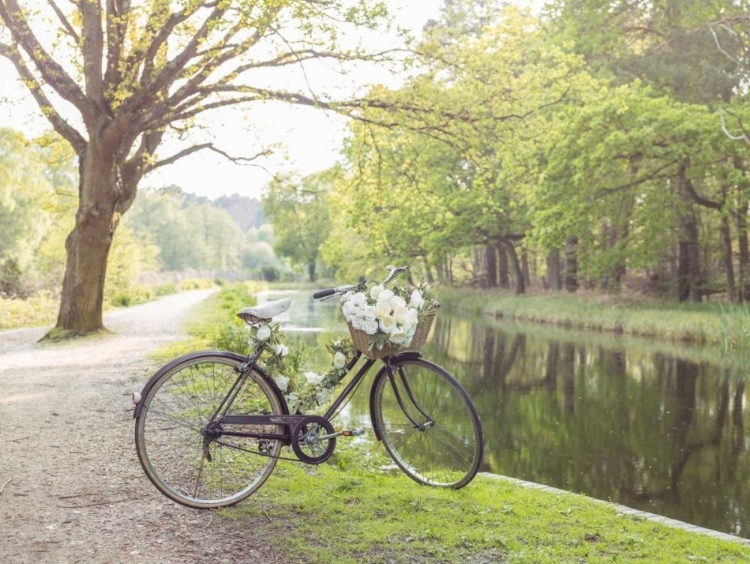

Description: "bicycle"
132 266 484 509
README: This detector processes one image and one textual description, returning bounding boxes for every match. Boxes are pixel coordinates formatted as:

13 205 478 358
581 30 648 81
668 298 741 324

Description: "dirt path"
0 291 280 564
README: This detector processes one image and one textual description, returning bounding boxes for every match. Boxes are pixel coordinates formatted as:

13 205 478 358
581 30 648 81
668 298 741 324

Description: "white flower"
305 372 324 386
275 344 289 357
403 322 417 337
256 325 271 341
333 351 347 369
377 289 394 302
351 316 366 330
390 295 406 310
370 285 384 300
364 305 378 320
342 301 356 319
316 387 333 405
390 328 411 345
376 303 392 319
363 319 379 335
350 292 367 308
405 308 419 325
393 306 409 325
379 315 396 334
274 375 290 392
410 289 424 309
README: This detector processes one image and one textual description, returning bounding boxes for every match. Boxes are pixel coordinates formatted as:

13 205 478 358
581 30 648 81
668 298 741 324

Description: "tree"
0 0 389 334
263 169 335 281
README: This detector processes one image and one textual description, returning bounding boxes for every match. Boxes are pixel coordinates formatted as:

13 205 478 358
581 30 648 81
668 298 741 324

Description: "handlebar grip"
313 288 337 299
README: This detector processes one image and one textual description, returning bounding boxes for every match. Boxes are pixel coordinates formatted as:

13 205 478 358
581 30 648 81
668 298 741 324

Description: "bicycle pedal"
341 429 364 437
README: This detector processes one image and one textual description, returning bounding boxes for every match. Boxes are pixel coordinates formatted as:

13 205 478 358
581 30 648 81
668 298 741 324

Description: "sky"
0 1 544 200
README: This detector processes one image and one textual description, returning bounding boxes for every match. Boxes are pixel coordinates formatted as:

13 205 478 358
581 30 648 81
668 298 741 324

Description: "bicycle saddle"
237 298 291 324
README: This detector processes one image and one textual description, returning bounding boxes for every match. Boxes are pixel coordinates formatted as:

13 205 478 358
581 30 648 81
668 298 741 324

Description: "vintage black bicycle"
133 266 483 509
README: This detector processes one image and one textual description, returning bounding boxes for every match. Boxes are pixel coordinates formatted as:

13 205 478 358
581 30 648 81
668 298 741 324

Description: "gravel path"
0 291 281 563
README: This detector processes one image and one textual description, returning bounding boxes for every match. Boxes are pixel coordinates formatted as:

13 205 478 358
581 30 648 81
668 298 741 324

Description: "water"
258 290 750 537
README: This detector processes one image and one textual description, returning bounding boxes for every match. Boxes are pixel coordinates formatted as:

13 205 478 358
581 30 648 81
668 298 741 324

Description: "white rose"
351 316 366 330
393 306 409 325
410 289 424 309
403 322 417 337
390 295 406 310
316 387 333 405
342 301 356 319
370 285 384 300
274 375 290 392
377 289 394 302
390 328 410 345
364 305 378 320
256 325 271 341
333 351 346 368
363 319 379 335
305 372 324 386
351 292 368 308
405 308 419 325
376 303 392 319
379 315 396 334
275 344 289 357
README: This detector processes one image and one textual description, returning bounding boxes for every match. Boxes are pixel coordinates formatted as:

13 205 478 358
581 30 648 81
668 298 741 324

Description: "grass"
151 283 750 563
0 277 215 331
223 460 750 563
439 287 750 349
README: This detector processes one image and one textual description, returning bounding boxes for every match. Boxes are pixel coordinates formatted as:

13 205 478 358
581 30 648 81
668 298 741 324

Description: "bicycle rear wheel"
135 353 283 508
372 358 483 489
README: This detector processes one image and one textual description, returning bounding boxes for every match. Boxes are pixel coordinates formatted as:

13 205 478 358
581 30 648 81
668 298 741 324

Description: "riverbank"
439 287 749 348
152 283 750 562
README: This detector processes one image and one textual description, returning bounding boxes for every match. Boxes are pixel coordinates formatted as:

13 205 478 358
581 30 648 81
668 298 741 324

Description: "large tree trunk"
721 215 737 302
547 248 562 290
521 247 531 288
737 200 749 301
677 167 701 303
55 143 120 335
498 244 510 289
485 244 497 288
564 237 579 293
504 241 525 295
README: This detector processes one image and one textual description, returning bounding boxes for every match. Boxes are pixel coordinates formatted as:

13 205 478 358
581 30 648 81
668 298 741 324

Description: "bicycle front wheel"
135 353 283 508
372 358 483 489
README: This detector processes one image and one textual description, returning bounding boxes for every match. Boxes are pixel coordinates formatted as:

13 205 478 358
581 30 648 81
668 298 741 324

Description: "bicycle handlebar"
312 266 409 300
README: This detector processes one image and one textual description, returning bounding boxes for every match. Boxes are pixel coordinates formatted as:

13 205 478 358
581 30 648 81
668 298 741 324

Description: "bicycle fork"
384 360 435 432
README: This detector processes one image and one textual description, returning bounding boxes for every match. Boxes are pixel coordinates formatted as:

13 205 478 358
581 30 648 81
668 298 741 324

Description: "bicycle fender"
132 350 289 419
368 351 422 441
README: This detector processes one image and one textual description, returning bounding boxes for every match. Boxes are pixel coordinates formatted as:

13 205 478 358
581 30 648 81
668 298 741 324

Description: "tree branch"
0 42 87 154
45 0 80 43
0 0 92 121
146 144 270 173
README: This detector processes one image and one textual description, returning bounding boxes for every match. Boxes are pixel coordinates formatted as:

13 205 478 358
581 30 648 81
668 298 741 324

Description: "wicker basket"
348 305 438 360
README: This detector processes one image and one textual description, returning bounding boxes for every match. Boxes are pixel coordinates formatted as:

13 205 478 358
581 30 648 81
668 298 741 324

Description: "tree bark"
55 142 120 334
721 214 737 302
547 248 562 290
737 200 749 301
485 244 497 288
564 237 579 293
498 244 510 289
504 241 525 295
677 167 701 302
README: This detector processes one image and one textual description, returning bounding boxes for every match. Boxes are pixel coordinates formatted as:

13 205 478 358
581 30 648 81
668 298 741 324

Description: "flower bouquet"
340 281 438 359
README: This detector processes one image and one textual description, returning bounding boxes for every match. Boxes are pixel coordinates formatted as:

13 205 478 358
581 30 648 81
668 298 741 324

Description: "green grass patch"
225 462 749 563
439 287 750 350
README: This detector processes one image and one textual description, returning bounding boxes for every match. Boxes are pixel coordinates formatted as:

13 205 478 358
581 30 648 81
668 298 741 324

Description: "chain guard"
291 415 336 464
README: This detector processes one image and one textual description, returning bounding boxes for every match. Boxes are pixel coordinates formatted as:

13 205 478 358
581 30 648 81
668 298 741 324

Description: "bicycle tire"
372 357 483 489
135 353 283 508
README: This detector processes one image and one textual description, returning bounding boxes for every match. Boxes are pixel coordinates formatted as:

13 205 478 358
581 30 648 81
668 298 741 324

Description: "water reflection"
258 291 750 537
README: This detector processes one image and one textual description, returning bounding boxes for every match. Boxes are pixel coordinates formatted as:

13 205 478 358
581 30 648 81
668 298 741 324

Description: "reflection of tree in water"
425 316 750 536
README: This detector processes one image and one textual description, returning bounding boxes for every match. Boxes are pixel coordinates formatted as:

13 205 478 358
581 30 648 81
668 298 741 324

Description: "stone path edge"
478 472 750 546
